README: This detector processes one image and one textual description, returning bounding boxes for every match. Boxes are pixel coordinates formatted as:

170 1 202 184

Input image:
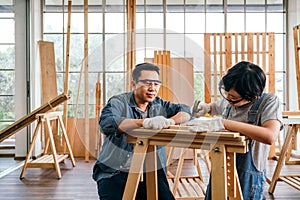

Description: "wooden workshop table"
122 127 248 200
269 115 300 193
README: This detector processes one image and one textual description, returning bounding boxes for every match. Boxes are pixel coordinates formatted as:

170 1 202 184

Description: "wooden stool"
20 111 76 179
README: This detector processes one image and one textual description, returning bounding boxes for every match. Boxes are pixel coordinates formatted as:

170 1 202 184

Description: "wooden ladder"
20 111 76 179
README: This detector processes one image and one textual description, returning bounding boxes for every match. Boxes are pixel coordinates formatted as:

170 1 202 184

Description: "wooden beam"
0 93 70 143
63 0 72 130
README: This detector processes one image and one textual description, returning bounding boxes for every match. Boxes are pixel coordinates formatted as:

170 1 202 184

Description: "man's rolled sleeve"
99 97 126 136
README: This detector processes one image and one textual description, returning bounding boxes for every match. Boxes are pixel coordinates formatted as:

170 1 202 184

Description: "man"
92 62 191 200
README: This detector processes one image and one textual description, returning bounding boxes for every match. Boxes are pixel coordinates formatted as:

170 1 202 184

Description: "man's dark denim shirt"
92 91 191 182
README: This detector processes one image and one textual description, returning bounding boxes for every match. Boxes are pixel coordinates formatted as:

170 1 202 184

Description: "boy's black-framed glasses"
219 86 244 104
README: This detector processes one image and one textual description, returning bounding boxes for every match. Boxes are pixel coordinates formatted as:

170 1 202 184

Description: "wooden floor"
0 156 300 199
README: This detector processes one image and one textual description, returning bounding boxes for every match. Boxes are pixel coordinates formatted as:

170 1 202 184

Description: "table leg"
146 145 158 200
210 144 227 200
122 138 149 200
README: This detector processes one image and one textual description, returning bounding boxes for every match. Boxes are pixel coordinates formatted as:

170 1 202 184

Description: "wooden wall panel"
204 32 275 103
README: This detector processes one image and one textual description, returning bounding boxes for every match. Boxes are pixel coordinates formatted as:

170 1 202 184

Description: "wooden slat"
63 0 72 132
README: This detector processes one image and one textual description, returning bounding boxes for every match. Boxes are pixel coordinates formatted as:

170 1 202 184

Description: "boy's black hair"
132 62 160 82
219 61 266 102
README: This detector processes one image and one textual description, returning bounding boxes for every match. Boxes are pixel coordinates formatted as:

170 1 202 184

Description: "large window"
0 0 15 144
42 0 286 116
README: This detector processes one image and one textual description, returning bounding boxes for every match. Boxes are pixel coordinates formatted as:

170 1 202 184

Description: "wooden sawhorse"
20 111 76 179
269 115 300 193
122 127 248 200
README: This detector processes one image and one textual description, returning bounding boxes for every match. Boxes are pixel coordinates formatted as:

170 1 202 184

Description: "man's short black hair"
132 63 160 82
219 61 266 101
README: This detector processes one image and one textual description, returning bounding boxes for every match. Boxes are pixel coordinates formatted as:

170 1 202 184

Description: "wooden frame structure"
204 32 275 103
269 117 300 193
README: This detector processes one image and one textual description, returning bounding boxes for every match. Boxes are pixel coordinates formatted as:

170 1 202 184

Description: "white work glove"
143 116 175 130
192 100 211 118
184 117 224 132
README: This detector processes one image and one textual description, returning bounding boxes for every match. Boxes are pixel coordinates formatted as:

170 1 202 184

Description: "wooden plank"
268 32 275 93
293 25 300 109
0 93 69 143
204 33 211 103
38 41 58 105
84 0 89 162
63 0 72 129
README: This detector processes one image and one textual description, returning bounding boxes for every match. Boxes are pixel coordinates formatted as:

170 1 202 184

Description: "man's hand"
143 116 175 129
192 100 210 117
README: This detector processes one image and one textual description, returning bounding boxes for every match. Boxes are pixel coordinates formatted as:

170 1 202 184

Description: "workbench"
122 126 248 200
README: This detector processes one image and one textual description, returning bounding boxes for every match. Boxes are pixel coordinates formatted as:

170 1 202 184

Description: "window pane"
146 34 164 56
227 0 244 12
246 13 265 32
185 34 204 69
89 13 102 33
267 0 283 12
166 13 184 33
166 0 184 12
106 73 125 99
186 0 205 12
267 13 283 33
105 34 125 71
166 34 184 57
44 13 64 33
146 13 164 32
227 13 245 32
0 19 14 43
207 0 223 12
185 13 205 33
206 13 224 32
246 0 265 12
275 33 284 71
0 96 14 120
105 1 125 13
145 0 163 12
105 13 124 33
136 13 145 30
68 13 84 33
69 34 84 72
0 45 14 69
0 71 14 95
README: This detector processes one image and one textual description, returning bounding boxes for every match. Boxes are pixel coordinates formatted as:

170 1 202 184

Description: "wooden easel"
268 116 300 193
20 111 76 179
268 24 300 193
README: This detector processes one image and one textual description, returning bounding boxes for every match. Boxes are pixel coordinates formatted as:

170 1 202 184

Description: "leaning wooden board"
0 93 70 143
